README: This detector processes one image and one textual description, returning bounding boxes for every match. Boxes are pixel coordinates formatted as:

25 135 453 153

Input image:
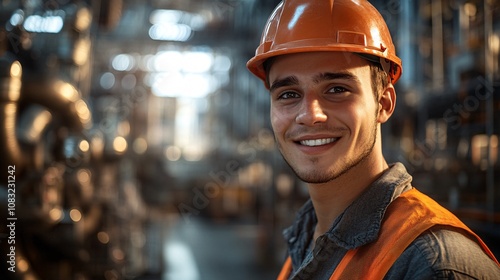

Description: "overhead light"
182 52 213 73
148 9 208 42
9 9 24 26
111 54 136 71
24 14 64 33
99 72 115 89
149 9 207 30
149 23 192 42
149 9 183 24
151 73 215 98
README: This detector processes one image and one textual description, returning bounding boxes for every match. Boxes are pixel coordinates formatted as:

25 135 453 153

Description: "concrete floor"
160 218 280 280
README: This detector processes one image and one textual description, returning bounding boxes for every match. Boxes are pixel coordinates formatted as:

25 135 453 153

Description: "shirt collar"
283 162 413 251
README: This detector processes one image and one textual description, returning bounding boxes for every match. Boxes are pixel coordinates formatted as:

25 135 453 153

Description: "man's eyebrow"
269 76 299 92
313 72 360 84
269 72 359 92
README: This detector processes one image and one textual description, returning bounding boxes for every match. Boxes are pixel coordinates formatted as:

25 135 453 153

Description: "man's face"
268 51 381 184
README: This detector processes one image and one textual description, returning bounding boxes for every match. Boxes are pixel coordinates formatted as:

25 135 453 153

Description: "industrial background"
0 0 499 279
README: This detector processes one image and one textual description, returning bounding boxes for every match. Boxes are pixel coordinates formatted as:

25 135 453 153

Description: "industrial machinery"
0 1 162 279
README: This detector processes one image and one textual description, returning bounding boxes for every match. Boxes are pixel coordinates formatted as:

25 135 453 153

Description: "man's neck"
309 156 389 242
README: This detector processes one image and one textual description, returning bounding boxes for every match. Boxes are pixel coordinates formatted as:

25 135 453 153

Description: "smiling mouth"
299 138 339 147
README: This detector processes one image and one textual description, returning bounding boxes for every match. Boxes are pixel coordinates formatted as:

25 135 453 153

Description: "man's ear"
377 84 396 123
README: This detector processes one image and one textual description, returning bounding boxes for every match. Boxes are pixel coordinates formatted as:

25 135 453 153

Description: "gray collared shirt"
283 163 500 279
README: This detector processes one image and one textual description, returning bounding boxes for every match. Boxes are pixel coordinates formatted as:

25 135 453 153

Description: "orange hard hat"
247 0 403 87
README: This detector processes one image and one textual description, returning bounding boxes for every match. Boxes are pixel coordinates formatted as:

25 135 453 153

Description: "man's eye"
328 86 348 94
278 91 300 99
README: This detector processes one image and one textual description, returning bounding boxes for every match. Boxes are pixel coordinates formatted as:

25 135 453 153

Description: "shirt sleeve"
384 227 500 280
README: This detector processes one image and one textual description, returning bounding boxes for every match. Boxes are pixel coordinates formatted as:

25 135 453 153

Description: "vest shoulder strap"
331 188 499 280
277 256 292 280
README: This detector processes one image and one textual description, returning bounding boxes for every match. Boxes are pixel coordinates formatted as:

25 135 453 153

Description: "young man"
246 0 500 279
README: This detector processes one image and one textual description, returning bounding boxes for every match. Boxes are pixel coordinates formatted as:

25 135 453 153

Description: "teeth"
300 138 338 147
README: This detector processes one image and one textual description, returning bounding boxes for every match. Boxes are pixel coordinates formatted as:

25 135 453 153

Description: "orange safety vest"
277 188 500 280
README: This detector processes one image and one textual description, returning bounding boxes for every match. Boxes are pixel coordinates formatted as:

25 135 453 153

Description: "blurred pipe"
1 55 93 176
398 0 414 88
484 0 495 223
0 55 27 173
21 80 92 131
17 106 53 171
17 105 53 143
95 0 123 30
431 0 444 90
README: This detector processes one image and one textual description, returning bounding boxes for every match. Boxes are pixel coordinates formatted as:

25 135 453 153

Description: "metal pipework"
0 54 26 174
21 80 92 132
0 54 93 176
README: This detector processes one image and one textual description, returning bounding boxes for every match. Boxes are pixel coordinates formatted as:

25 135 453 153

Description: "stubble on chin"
277 125 378 185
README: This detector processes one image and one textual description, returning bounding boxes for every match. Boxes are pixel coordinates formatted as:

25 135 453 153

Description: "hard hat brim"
247 44 402 88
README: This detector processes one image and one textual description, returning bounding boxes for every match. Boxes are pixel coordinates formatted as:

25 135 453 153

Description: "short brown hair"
369 62 389 100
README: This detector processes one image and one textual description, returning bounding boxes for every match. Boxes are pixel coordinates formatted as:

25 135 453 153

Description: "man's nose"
295 95 327 125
